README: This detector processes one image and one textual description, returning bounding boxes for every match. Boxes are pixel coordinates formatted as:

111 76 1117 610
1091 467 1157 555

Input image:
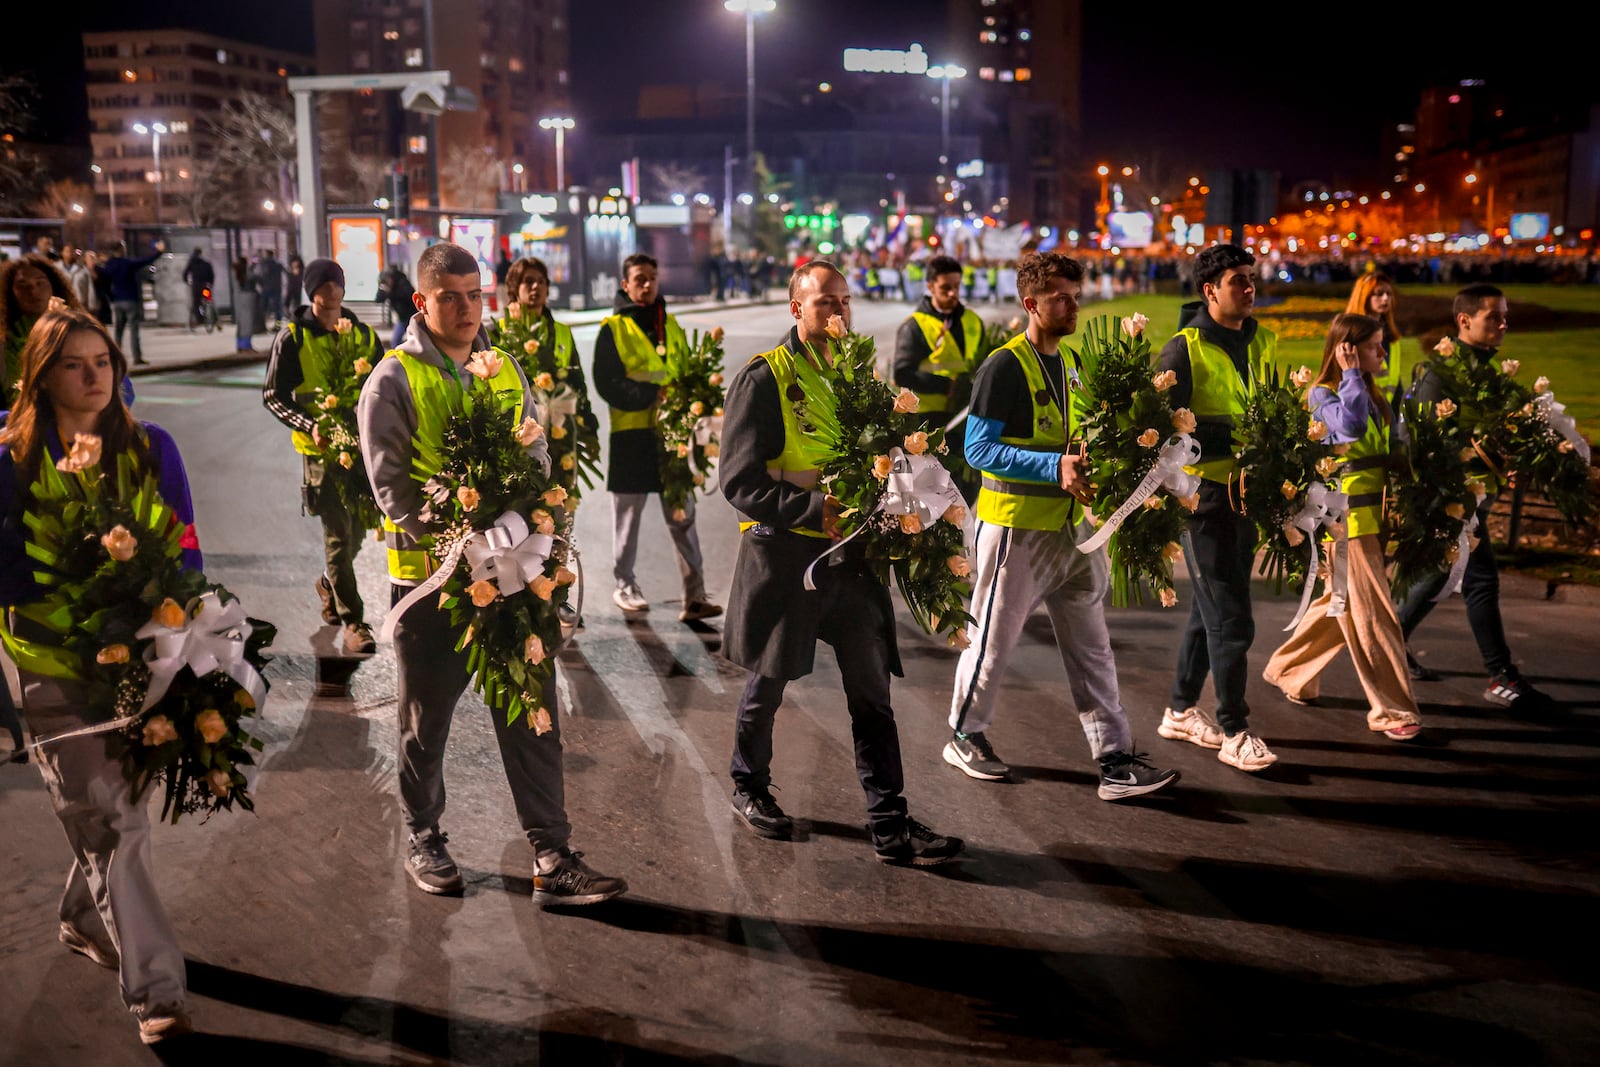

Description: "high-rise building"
949 0 1083 228
83 30 313 226
313 0 573 214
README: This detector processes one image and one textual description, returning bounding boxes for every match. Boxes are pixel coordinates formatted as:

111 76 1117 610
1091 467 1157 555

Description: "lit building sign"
521 194 560 214
955 159 984 179
842 43 927 75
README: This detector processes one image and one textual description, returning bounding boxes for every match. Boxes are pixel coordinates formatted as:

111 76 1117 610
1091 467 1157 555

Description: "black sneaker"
1485 674 1557 713
942 731 1010 781
732 785 792 838
532 849 628 906
1407 652 1441 682
315 575 339 625
1097 751 1180 801
405 828 464 895
872 818 964 867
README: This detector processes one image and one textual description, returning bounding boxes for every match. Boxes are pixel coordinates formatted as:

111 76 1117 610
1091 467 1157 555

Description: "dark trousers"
1396 499 1512 678
1171 490 1257 736
112 300 143 361
306 458 365 626
390 585 571 852
729 567 908 833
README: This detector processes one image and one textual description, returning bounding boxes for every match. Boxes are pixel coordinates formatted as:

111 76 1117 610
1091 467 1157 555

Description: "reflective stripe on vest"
910 309 982 413
975 334 1073 531
288 320 377 456
1180 325 1277 483
380 348 526 582
743 342 830 539
603 313 685 433
1337 411 1390 538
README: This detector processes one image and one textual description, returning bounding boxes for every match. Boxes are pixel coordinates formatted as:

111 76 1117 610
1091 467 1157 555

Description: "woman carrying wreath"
0 306 201 1043
1262 313 1422 742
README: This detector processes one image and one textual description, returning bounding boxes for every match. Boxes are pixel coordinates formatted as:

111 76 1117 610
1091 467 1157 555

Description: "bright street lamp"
131 121 168 225
724 0 775 168
91 164 118 233
538 116 575 190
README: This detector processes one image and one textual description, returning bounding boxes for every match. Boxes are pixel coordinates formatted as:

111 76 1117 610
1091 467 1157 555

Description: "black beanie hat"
304 258 345 298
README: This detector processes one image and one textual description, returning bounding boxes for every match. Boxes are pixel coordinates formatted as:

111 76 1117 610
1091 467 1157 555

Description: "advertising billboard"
328 216 385 301
1509 213 1550 241
1107 211 1154 249
448 217 498 290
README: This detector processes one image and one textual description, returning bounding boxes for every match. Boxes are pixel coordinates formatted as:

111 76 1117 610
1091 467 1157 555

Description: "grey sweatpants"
947 518 1133 758
391 586 571 852
610 492 706 601
21 672 186 1018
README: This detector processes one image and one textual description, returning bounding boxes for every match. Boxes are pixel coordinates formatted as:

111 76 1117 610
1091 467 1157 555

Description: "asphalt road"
1 298 1597 1065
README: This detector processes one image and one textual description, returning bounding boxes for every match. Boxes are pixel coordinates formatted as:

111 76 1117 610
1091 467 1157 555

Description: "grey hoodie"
357 315 549 551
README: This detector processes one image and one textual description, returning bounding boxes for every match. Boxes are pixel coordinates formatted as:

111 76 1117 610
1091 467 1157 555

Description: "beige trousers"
1263 534 1421 732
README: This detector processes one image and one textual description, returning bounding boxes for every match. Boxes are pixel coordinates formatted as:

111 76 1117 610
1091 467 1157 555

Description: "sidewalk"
126 296 787 379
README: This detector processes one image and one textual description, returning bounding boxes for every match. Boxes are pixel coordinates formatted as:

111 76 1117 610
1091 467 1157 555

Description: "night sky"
5 0 1591 187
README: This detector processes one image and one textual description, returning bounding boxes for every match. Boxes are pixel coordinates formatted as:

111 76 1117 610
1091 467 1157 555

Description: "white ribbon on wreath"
802 447 963 591
1281 482 1350 631
1077 434 1202 554
380 511 558 643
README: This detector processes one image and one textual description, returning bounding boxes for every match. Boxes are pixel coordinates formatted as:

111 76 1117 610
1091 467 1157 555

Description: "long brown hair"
1345 273 1399 342
1316 312 1392 425
0 307 145 481
1 254 80 343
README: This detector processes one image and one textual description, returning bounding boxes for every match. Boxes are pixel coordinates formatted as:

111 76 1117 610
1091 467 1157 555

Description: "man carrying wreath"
357 243 625 905
720 261 963 866
263 258 382 655
943 252 1178 800
592 253 719 621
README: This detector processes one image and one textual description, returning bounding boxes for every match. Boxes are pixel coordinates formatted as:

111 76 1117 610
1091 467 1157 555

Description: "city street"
1 299 1597 1065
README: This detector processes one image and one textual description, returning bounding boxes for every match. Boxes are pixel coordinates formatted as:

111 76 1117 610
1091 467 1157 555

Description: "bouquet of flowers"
305 319 382 531
408 350 576 731
1426 342 1594 526
1074 313 1197 607
3 435 274 821
794 318 973 646
492 305 602 498
657 326 727 517
1233 363 1337 591
1389 398 1481 597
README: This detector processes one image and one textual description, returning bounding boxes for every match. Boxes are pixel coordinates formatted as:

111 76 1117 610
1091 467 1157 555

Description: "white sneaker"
1218 731 1278 772
1158 706 1224 750
612 584 649 612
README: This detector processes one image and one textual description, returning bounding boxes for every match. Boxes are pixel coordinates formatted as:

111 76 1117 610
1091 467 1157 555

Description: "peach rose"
672 508 688 522
560 453 575 470
943 503 967 525
903 431 929 455
532 509 556 535
893 388 920 414
524 633 547 664
457 485 481 511
467 579 499 607
334 318 354 334
1445 502 1466 520
515 417 544 446
1178 494 1200 512
1144 495 1166 510
320 394 341 410
535 371 555 390
466 350 503 380
235 689 256 711
1533 375 1551 394
1281 480 1299 500
1435 399 1458 419
506 302 523 319
709 372 723 386
704 443 719 458
690 400 705 417
1316 456 1340 478
528 574 557 600
338 451 354 469
195 708 227 744
1501 359 1520 377
96 643 129 665
947 555 972 578
153 597 187 630
898 513 924 534
541 485 568 507
1151 370 1178 392
709 326 725 343
872 455 893 480
1559 440 1575 454
353 357 372 375
1306 420 1329 442
56 433 103 473
824 314 847 339
142 715 178 747
102 525 138 562
554 565 577 586
1137 428 1161 448
1171 407 1197 434
1434 337 1456 357
1162 542 1183 563
530 707 554 735
207 768 232 798
1121 313 1149 338
948 628 972 651
1159 587 1179 608
676 443 690 458
549 424 567 440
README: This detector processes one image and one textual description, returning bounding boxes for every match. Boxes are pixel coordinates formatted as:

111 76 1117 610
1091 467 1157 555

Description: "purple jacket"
1309 369 1380 445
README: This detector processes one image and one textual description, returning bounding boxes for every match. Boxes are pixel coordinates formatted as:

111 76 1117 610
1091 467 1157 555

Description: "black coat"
593 292 673 493
721 327 902 680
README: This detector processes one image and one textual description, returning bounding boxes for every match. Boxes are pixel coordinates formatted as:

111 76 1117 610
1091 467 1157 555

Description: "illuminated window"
404 47 424 67
979 67 996 80
1014 67 1031 81
383 29 400 40
509 57 524 73
168 120 189 133
407 135 428 154
122 69 137 82
1019 29 1031 41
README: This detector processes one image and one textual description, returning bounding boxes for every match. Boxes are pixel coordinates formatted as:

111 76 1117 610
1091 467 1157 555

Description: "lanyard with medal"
653 302 667 357
1026 337 1076 435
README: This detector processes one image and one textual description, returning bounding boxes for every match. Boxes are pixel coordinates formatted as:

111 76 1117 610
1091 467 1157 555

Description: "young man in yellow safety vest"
894 253 990 497
1153 244 1280 772
719 261 964 866
943 252 1179 799
262 258 383 655
356 242 625 905
592 252 720 621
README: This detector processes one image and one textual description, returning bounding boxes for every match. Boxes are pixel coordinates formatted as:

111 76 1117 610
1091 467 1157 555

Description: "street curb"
129 352 269 377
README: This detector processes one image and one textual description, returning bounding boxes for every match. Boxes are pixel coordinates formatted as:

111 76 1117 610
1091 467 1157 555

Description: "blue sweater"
0 421 201 605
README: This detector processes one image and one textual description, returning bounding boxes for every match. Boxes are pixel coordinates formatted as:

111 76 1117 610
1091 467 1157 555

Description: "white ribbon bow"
1433 492 1486 602
1282 482 1350 631
1535 391 1591 463
693 413 723 446
544 384 581 432
1077 434 1202 554
803 448 962 591
134 592 267 713
380 511 556 642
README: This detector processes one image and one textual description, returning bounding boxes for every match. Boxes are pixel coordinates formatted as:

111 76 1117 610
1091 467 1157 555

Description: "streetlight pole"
133 122 167 226
91 164 117 236
539 117 574 190
724 0 775 252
